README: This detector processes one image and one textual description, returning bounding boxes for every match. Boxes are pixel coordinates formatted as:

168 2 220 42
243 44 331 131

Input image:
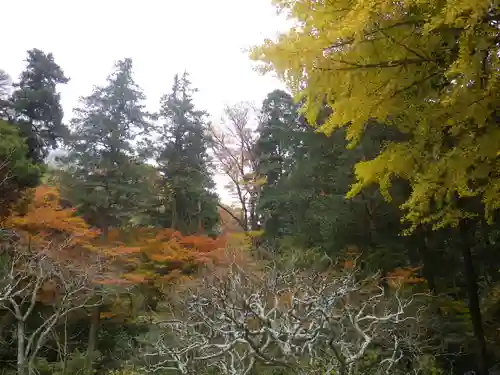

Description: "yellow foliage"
252 0 499 230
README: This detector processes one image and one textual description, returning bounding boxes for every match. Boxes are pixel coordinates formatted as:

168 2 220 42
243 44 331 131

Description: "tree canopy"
252 0 500 231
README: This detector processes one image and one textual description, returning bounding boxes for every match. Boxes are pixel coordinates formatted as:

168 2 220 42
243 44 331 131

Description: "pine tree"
154 72 219 235
61 58 154 235
10 49 69 163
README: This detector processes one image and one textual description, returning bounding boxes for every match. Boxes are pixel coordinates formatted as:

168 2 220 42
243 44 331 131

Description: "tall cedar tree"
154 73 219 235
256 91 406 268
61 58 154 236
10 49 69 163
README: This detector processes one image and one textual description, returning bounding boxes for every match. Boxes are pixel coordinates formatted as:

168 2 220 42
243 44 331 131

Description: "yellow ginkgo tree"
251 1 498 374
252 0 499 231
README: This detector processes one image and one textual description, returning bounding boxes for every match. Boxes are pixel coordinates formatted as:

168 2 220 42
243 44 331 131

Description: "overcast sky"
2 0 289 203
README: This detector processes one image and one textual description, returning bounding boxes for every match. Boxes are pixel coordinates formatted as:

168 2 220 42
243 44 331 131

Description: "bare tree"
143 260 431 375
0 241 101 375
210 103 264 232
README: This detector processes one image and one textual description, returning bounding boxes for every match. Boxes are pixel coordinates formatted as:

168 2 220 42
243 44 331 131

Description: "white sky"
2 0 290 204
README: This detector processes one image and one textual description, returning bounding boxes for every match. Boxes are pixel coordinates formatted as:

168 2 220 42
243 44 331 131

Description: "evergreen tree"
255 90 306 235
154 72 219 235
0 120 42 219
256 90 409 268
61 58 154 235
10 49 69 163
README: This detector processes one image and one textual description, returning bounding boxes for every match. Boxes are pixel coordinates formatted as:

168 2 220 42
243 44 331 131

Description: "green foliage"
33 350 98 375
10 48 69 162
0 120 42 218
107 368 145 375
256 91 408 271
153 72 219 234
60 58 156 232
252 0 500 231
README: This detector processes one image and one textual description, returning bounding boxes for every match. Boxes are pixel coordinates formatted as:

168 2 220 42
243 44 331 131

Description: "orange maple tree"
5 185 100 250
0 185 102 361
8 186 228 285
1 185 106 302
1 185 232 324
99 228 228 287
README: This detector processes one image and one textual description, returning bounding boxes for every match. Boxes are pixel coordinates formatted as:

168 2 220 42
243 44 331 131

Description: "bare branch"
143 262 430 375
209 103 263 232
0 241 99 375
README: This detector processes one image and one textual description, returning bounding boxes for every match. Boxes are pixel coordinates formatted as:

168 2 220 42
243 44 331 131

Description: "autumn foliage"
0 186 100 310
95 227 228 287
5 185 99 249
2 185 231 289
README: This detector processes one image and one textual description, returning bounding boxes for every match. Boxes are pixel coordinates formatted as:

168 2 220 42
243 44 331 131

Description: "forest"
0 0 499 374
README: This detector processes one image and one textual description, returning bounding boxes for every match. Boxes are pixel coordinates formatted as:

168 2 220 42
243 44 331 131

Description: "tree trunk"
87 219 106 374
460 222 489 375
86 304 100 374
16 320 25 375
197 200 203 233
171 190 178 230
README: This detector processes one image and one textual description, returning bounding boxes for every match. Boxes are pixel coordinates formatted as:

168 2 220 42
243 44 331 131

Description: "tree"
252 2 499 373
256 90 304 184
210 103 262 232
99 228 228 289
61 58 153 236
255 89 307 238
58 57 154 374
255 91 405 268
142 260 431 375
0 69 12 120
218 204 246 235
0 245 99 375
10 49 69 163
154 72 219 235
252 0 500 230
1 184 103 375
6 185 100 250
0 120 42 220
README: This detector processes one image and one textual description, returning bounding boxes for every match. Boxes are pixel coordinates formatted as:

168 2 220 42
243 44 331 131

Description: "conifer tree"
10 49 69 163
61 58 154 235
154 72 219 235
